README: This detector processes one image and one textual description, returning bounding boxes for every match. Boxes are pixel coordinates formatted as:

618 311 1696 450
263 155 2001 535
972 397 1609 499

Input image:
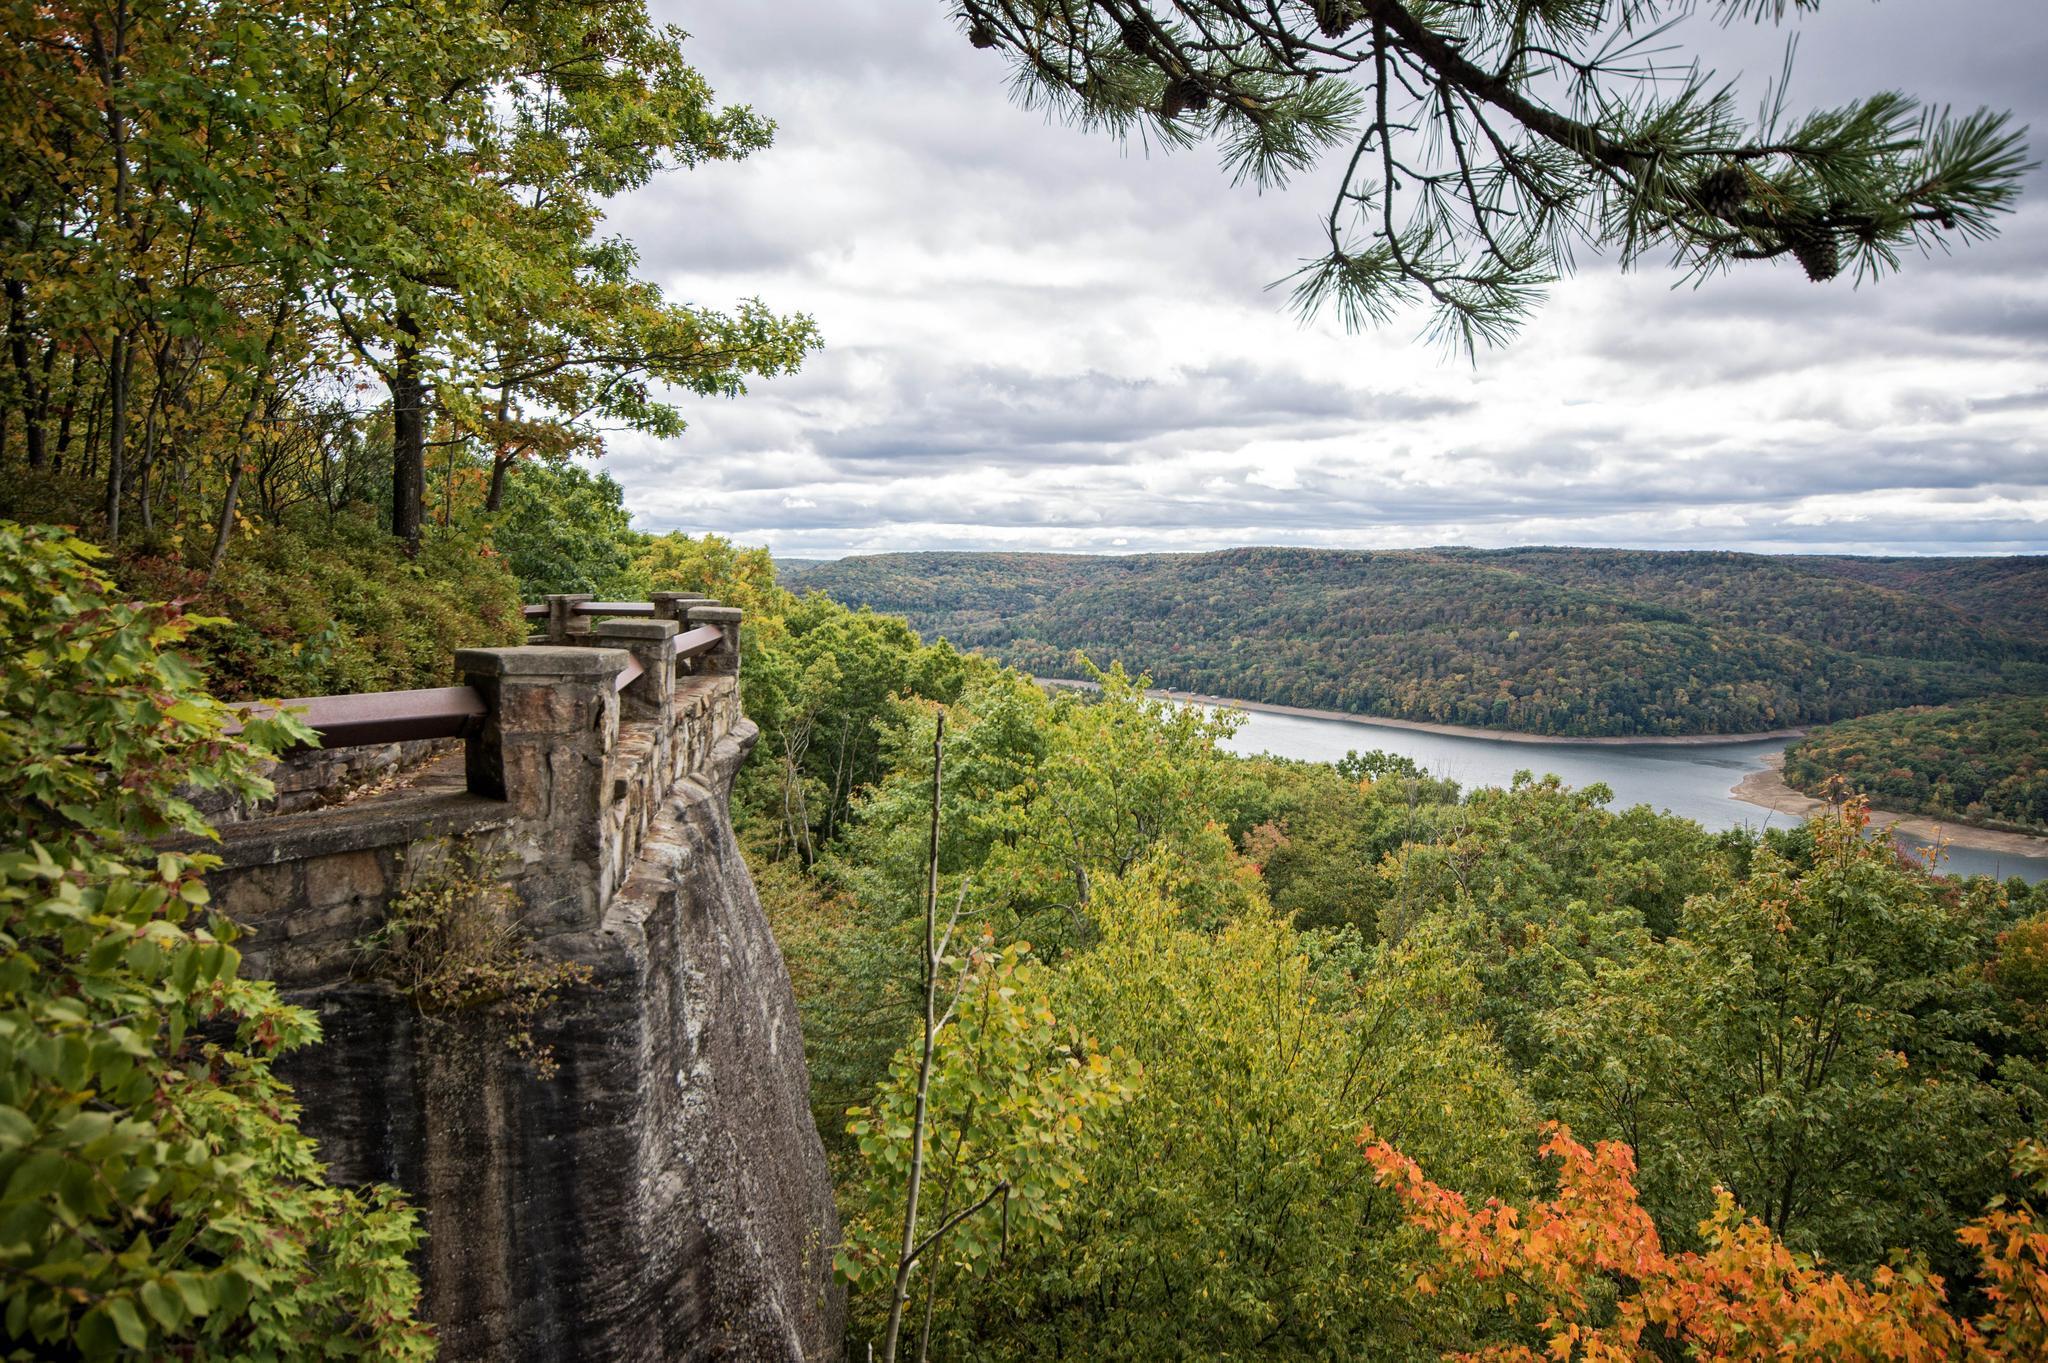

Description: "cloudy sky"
605 1 2048 558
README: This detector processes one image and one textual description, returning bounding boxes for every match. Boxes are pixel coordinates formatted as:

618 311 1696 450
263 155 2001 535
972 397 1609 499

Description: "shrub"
121 504 526 699
358 843 593 1079
0 521 430 1359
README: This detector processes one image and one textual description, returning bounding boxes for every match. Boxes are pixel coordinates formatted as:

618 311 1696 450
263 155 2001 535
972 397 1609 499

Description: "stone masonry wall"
199 616 842 1361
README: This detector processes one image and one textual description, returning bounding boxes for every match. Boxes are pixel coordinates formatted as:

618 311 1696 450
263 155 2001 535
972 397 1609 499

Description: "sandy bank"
1039 678 1807 748
1731 752 2048 861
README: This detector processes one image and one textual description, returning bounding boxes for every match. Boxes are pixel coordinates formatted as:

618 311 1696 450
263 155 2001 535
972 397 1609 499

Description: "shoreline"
1730 752 2048 860
1039 678 1808 748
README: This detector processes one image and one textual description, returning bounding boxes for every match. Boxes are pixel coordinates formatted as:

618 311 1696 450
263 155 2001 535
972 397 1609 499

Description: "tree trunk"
206 298 291 587
483 385 516 511
51 350 76 473
881 714 947 1363
33 340 57 464
5 278 46 470
390 311 425 551
104 330 129 540
80 372 105 480
134 332 178 538
486 451 513 511
96 4 132 540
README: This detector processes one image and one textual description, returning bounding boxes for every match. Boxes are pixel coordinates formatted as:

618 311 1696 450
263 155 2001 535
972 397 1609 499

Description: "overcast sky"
604 1 2048 558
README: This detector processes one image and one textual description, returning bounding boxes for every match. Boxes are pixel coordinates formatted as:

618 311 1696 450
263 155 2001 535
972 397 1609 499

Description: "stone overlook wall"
200 600 843 1361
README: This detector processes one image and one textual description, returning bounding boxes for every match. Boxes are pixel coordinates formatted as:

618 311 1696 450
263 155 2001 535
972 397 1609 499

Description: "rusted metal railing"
672 624 723 661
228 686 487 748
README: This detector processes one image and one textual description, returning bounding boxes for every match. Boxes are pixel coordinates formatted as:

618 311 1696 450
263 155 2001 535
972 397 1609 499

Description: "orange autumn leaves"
1361 1123 2048 1362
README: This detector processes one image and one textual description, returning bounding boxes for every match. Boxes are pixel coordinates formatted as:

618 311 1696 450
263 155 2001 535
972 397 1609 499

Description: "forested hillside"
785 548 2048 737
1798 555 2048 643
738 601 2048 1359
1785 695 2048 833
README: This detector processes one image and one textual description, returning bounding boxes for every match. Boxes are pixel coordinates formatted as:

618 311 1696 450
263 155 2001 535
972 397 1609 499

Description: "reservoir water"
1209 703 2048 886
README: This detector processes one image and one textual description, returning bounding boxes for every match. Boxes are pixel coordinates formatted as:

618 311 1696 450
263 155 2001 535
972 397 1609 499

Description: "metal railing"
227 685 487 746
228 606 733 749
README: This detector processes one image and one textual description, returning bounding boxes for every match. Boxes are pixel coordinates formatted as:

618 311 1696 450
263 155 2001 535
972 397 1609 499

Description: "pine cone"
1692 164 1749 219
1314 2 1357 37
1119 17 1150 53
968 21 997 49
1783 219 1841 283
1161 76 1209 120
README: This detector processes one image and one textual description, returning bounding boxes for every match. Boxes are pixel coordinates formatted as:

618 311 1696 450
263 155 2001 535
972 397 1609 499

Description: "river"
1208 703 2048 885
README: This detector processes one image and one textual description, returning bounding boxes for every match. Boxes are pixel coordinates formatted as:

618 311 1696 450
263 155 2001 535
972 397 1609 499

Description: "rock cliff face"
203 633 843 1360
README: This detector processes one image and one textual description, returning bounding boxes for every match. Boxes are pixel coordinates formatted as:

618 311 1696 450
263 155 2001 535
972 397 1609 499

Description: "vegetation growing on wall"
359 844 594 1079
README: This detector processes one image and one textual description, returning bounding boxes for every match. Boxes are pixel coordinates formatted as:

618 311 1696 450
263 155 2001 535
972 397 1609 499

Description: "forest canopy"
1785 694 2048 833
784 547 2048 737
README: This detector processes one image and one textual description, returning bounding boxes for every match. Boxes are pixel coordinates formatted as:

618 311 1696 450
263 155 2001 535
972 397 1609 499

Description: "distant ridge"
782 547 2046 739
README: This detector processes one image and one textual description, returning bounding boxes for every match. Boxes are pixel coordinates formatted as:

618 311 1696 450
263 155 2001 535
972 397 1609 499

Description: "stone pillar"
454 645 626 811
591 618 679 724
685 604 744 676
649 591 707 624
454 645 629 931
544 593 593 643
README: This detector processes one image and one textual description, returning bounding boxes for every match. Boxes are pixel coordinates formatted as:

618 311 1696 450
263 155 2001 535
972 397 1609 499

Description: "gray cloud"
605 0 2048 557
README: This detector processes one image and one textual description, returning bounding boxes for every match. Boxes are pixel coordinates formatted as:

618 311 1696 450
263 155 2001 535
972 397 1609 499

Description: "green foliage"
740 592 989 860
1799 555 2048 645
0 522 428 1359
1536 803 2033 1278
630 529 788 619
357 843 594 1080
1988 913 2048 1032
1786 695 2048 832
836 942 1130 1326
0 0 815 587
120 505 526 700
1376 774 1740 1068
753 572 2048 1357
826 664 1250 959
758 554 2048 1357
787 547 2047 737
1226 752 1459 935
896 856 1534 1360
492 461 643 600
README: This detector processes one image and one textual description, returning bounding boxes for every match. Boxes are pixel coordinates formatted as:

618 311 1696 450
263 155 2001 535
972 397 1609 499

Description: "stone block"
305 848 389 910
649 592 708 622
456 645 628 681
591 618 678 643
496 679 612 738
593 620 677 724
684 607 742 677
458 647 623 811
498 740 555 819
216 861 301 931
544 593 593 642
